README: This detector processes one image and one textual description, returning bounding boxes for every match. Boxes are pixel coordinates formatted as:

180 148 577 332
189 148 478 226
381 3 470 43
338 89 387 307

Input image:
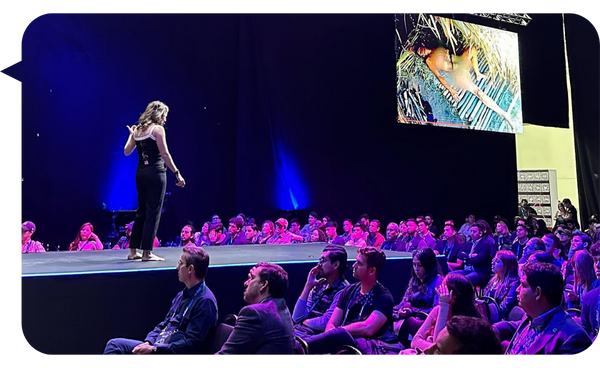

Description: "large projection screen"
396 14 523 134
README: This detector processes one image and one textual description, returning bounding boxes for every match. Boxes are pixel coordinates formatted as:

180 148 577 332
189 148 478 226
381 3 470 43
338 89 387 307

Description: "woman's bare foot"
141 250 164 262
127 249 142 260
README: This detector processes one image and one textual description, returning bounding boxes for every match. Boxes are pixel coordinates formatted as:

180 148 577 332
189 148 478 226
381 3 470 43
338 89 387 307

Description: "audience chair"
507 306 525 321
294 336 309 354
476 296 501 324
210 323 234 353
222 314 238 326
334 345 362 355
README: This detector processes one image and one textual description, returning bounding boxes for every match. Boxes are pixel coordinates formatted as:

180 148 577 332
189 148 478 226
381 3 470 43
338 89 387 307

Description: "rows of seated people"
101 236 600 355
21 211 600 354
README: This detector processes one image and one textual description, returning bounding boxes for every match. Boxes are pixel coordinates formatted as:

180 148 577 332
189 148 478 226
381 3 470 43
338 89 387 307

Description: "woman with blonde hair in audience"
69 222 104 251
482 250 520 320
258 220 275 244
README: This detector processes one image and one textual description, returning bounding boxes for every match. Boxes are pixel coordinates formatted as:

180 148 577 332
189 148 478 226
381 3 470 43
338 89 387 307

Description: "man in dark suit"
216 262 295 354
436 224 464 271
453 222 495 287
581 242 600 341
494 262 591 354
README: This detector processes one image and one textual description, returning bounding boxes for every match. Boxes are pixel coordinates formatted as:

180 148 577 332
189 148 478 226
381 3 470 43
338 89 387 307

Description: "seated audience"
300 211 319 238
69 222 104 251
324 221 346 245
172 224 196 247
211 214 221 224
393 248 444 345
458 214 476 242
494 220 515 252
543 233 566 269
365 219 385 249
510 224 529 259
104 246 218 354
381 222 403 251
436 224 464 272
417 219 437 250
424 213 439 239
258 220 275 244
423 315 502 354
494 262 591 354
565 250 600 309
224 217 247 245
518 237 545 265
309 228 327 243
268 218 304 244
216 263 295 354
340 219 353 244
194 221 211 246
206 223 227 246
304 247 401 354
555 226 573 256
359 213 370 233
292 245 349 337
405 273 482 353
289 218 302 235
345 223 367 247
243 223 261 244
454 222 495 287
21 221 45 253
405 219 428 252
581 242 600 341
482 250 520 320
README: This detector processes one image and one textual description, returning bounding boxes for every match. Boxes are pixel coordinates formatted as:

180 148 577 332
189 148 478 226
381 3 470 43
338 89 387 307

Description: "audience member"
21 221 45 253
405 219 428 252
216 263 295 354
243 223 261 244
564 232 592 279
289 218 302 235
555 226 573 255
359 214 370 232
543 233 565 269
292 245 349 337
224 217 247 245
495 262 591 354
324 221 345 245
309 228 327 243
580 242 600 341
69 222 104 251
211 214 221 224
417 219 437 250
511 224 530 260
565 250 600 309
173 224 195 247
258 220 275 244
366 219 385 249
458 214 476 241
494 220 515 252
562 198 579 228
345 223 367 247
518 199 537 220
305 247 401 354
393 248 444 345
424 213 439 239
555 201 571 223
381 222 403 251
269 218 304 244
194 221 211 246
518 237 545 265
406 273 482 353
482 250 520 320
422 316 502 354
206 223 226 246
104 246 218 354
300 211 319 237
436 224 464 272
454 222 495 287
340 219 353 244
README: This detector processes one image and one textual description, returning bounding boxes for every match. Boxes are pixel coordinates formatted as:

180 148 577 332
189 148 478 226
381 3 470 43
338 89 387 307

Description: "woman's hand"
127 125 137 135
437 283 453 304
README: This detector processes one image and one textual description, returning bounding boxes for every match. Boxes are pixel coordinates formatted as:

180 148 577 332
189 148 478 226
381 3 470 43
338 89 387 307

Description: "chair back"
507 306 525 321
211 323 234 353
476 296 501 324
294 336 309 354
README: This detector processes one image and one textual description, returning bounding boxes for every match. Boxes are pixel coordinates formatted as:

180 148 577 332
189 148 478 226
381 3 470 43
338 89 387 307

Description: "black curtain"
565 14 600 226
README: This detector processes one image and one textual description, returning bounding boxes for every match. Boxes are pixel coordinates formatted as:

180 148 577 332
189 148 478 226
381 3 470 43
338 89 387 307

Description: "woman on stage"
123 101 185 261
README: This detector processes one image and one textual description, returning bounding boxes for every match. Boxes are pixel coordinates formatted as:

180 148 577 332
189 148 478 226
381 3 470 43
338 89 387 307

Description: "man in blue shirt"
104 245 218 354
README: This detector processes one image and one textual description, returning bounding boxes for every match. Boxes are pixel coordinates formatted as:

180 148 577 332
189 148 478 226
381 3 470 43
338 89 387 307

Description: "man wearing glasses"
292 245 349 338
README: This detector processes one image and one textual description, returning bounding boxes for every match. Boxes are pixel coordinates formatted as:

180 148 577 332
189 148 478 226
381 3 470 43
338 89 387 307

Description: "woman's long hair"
137 101 169 128
262 220 275 237
409 247 441 287
572 250 597 292
444 273 481 318
69 222 94 251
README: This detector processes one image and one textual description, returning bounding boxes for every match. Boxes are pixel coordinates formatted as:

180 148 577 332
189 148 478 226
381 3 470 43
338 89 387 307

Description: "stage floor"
21 243 414 276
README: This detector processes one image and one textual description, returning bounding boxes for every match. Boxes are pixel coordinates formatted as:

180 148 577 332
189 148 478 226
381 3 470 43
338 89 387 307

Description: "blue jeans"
103 338 145 354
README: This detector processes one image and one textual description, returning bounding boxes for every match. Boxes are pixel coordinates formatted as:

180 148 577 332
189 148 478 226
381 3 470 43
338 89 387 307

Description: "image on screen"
395 14 523 134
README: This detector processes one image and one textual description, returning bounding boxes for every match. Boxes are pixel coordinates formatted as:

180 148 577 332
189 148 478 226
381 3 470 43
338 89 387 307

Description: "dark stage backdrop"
20 14 518 248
